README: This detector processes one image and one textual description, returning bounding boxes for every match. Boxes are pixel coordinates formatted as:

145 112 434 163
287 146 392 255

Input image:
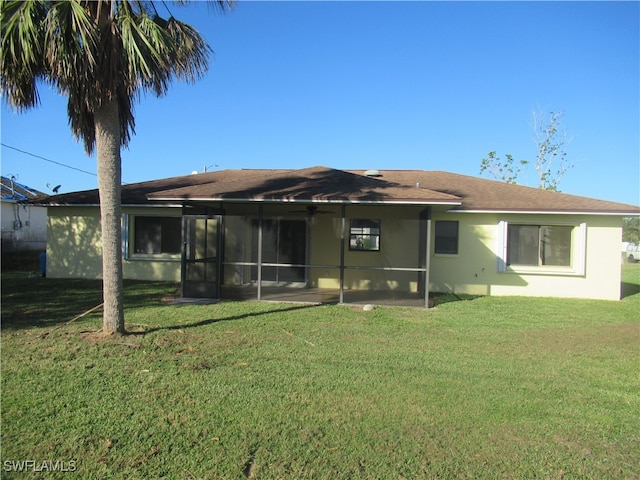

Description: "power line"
1 143 97 177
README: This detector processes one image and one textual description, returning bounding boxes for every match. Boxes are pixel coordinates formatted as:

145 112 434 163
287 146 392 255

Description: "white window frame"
497 221 586 275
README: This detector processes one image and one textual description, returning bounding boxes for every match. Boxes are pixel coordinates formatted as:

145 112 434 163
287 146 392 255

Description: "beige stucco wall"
47 204 624 301
309 206 425 291
222 214 253 285
429 212 623 301
308 215 342 289
218 204 425 292
47 207 103 278
47 206 181 281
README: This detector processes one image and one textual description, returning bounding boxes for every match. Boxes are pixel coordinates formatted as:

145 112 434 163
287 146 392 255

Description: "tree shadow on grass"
2 272 486 332
0 274 179 330
1 275 102 330
131 303 318 336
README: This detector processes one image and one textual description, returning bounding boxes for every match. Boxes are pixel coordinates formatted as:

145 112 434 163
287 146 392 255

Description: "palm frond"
0 0 48 109
120 10 174 94
180 0 236 13
2 0 223 154
45 1 100 104
44 0 99 78
165 17 211 83
67 99 96 154
116 4 212 96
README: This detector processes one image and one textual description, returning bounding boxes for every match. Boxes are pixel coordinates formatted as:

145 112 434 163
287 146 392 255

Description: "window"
349 219 380 251
434 220 459 254
133 216 181 255
507 224 572 267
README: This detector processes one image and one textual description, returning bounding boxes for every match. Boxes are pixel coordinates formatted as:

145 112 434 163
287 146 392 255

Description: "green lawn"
2 265 639 479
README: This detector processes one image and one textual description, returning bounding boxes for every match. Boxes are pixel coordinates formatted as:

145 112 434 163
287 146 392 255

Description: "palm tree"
1 0 231 334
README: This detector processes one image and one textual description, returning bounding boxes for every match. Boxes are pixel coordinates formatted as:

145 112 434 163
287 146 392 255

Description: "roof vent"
364 169 382 177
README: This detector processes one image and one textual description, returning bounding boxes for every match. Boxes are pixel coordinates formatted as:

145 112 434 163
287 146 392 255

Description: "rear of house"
40 167 640 306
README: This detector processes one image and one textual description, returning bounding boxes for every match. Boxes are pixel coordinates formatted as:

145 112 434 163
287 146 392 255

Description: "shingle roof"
34 166 640 215
351 170 640 214
147 166 461 205
38 173 220 206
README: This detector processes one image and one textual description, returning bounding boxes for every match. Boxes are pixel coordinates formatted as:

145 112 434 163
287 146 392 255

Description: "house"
36 166 640 306
1 176 47 252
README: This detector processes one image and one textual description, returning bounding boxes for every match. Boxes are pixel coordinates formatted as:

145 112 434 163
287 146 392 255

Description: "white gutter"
448 209 640 216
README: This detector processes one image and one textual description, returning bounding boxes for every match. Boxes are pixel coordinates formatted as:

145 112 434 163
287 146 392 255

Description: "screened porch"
212 202 433 308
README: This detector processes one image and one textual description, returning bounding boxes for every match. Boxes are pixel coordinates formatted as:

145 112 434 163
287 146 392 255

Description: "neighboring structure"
34 166 640 306
623 242 640 263
1 176 47 251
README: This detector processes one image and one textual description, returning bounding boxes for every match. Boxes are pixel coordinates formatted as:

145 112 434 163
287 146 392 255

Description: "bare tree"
480 107 573 191
531 109 572 191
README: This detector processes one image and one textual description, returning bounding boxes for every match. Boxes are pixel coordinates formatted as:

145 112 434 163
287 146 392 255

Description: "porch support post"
421 207 432 308
180 212 188 299
257 204 263 301
339 204 346 304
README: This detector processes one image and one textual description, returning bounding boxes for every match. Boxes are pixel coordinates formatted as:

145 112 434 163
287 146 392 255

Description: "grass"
1 265 639 479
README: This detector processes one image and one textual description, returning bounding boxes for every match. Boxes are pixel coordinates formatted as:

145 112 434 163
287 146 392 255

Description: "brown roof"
35 166 640 215
353 170 640 214
35 173 222 206
147 166 461 205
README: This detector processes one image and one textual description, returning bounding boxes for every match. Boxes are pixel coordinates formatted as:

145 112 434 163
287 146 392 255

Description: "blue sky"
1 1 638 205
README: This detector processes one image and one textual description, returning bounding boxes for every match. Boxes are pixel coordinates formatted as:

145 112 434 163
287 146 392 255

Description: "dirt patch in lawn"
516 323 638 354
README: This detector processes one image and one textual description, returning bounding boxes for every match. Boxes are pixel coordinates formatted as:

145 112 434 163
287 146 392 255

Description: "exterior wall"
47 207 103 278
47 206 181 281
222 213 254 285
47 203 624 301
1 201 47 251
308 215 342 288
313 205 425 292
221 204 425 293
429 212 623 301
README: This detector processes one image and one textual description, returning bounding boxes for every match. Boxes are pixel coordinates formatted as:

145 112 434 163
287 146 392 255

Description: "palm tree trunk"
94 98 125 334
